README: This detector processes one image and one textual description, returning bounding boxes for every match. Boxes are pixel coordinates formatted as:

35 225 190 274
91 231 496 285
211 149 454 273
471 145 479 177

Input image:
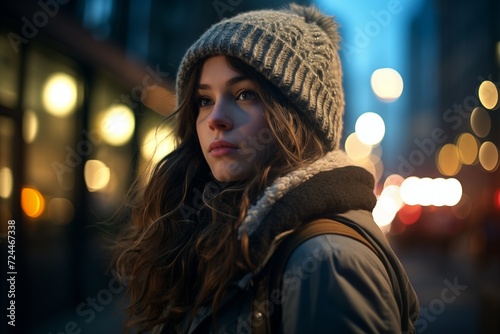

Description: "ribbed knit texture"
176 5 344 150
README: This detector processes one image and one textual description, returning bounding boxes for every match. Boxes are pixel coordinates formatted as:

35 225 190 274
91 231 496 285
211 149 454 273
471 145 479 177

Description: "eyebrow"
197 75 250 90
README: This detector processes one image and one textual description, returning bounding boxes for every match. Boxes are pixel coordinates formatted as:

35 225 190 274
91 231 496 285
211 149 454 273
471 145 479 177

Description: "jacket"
160 151 420 333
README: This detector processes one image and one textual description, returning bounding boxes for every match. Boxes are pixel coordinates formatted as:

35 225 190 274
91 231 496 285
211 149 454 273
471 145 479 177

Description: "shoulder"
285 233 388 279
280 234 401 333
282 233 393 300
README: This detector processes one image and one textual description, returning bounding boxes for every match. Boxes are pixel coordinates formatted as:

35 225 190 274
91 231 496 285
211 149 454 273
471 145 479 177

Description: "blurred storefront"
0 1 177 333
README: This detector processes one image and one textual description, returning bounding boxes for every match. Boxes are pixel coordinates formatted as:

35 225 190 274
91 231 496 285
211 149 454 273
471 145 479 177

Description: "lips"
208 140 239 156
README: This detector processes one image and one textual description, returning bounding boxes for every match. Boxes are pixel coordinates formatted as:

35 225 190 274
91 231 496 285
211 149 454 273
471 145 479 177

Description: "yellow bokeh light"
456 133 478 165
371 144 383 159
21 187 45 218
355 112 385 145
141 126 176 163
356 154 383 184
99 104 135 146
0 167 13 199
42 72 78 118
470 107 491 138
370 68 404 102
23 110 38 143
479 141 499 172
437 144 461 176
84 160 111 192
371 155 384 183
345 132 372 161
478 80 499 110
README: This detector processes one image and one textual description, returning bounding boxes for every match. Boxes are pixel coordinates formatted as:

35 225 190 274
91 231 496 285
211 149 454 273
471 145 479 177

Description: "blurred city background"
1 0 499 333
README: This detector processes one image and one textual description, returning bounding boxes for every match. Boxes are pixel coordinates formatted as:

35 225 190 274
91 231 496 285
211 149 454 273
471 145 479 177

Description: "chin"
211 164 246 183
212 172 241 183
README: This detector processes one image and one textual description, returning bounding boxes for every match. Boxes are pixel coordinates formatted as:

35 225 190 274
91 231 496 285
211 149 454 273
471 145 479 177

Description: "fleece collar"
238 150 352 238
236 151 377 275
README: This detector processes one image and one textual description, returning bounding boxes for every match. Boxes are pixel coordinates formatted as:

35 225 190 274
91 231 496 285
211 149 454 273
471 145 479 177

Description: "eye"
197 96 213 108
236 90 258 101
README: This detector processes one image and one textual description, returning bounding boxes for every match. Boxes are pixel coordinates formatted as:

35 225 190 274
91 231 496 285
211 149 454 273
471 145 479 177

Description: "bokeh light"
372 201 396 227
141 126 176 163
399 176 462 207
23 110 39 143
371 144 383 159
99 104 135 146
437 143 462 176
0 167 13 199
370 68 404 102
42 72 78 118
384 174 404 188
21 187 45 218
399 176 420 206
397 204 422 225
432 178 450 207
419 177 435 207
372 184 404 228
478 141 499 172
356 154 384 184
470 107 491 138
355 112 385 145
495 189 500 210
380 185 404 212
478 80 499 110
84 160 111 192
456 133 478 165
345 132 372 161
442 178 463 206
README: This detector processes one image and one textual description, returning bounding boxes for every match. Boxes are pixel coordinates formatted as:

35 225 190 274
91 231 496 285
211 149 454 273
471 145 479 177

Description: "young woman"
113 4 419 333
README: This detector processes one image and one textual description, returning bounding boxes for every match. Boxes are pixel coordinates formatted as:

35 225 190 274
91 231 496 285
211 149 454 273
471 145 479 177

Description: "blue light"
314 0 432 171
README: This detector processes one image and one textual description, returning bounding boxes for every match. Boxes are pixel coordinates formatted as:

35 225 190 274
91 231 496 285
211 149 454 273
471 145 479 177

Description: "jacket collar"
238 150 353 239
237 151 377 278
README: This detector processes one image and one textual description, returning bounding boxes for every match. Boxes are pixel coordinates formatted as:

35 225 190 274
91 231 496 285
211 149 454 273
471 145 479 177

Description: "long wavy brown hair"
113 55 327 332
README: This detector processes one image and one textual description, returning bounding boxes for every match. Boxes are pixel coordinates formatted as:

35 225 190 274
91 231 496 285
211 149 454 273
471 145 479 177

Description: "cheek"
249 108 269 133
195 122 206 144
254 115 272 143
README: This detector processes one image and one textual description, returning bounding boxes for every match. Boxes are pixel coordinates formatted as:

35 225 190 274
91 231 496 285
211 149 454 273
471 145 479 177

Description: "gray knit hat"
176 4 344 150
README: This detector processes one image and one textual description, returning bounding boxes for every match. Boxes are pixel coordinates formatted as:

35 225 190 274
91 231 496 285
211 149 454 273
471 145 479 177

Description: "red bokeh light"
495 189 500 209
397 204 422 225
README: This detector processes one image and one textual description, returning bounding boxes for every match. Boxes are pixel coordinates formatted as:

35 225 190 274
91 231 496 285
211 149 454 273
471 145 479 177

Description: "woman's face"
196 55 272 182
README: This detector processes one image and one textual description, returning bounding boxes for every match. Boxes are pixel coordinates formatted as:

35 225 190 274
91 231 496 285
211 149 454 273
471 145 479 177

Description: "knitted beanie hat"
176 4 344 150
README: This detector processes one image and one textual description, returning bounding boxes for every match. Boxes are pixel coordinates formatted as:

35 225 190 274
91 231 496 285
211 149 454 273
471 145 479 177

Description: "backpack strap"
251 217 379 334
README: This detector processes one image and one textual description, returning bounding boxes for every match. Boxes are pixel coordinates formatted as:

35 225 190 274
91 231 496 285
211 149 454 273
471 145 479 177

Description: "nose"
208 99 233 131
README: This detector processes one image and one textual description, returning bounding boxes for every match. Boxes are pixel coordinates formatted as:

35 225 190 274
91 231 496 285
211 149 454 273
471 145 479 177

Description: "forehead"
198 56 241 82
